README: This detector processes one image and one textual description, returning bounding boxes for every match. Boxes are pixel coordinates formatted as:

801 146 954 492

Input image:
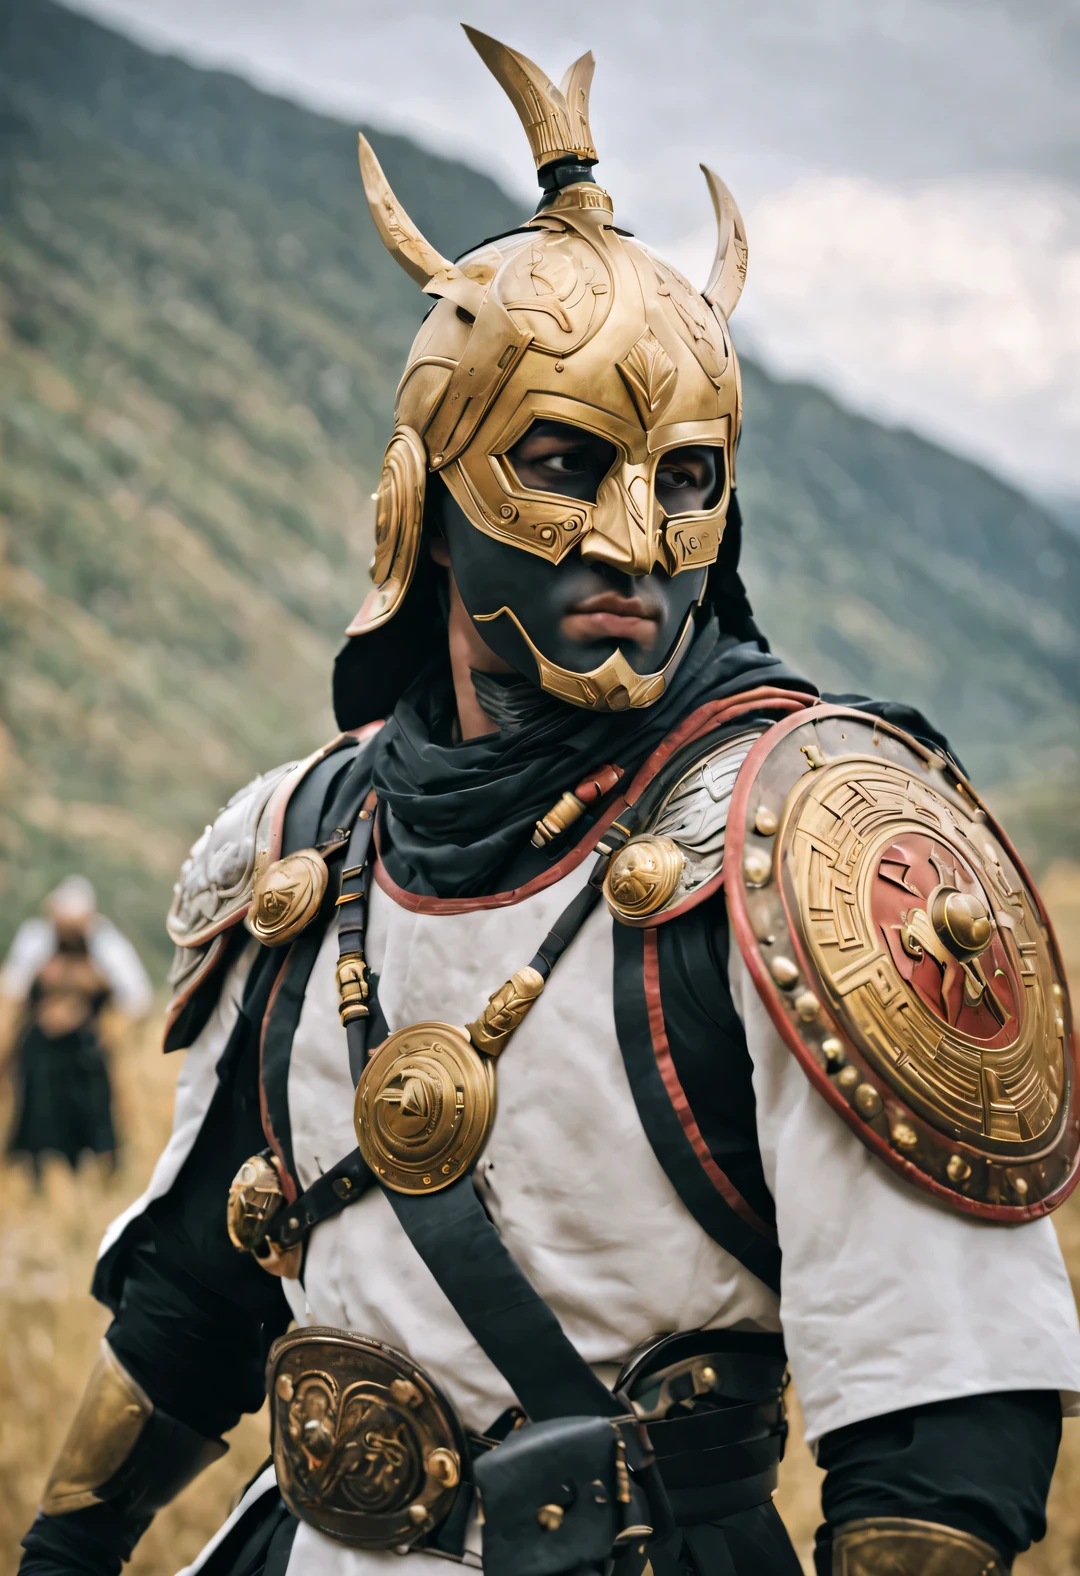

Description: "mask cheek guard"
473 1414 672 1576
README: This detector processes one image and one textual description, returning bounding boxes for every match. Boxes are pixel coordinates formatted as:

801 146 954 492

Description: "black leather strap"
383 1177 621 1422
364 841 626 1422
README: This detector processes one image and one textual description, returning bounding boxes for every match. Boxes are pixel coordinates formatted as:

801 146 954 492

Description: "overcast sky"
66 0 1080 502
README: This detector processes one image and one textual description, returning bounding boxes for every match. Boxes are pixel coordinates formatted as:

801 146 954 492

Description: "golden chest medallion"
353 1022 495 1194
353 968 546 1194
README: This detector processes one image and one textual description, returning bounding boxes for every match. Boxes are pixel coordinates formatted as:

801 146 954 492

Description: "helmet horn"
700 165 748 321
463 26 597 170
358 134 490 317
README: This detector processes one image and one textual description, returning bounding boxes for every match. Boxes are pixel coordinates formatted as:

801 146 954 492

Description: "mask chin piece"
472 606 696 712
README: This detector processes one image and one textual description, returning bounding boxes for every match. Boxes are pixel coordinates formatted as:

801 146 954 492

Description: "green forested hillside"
1 0 1077 968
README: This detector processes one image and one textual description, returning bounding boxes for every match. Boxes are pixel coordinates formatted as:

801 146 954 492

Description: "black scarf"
370 614 817 898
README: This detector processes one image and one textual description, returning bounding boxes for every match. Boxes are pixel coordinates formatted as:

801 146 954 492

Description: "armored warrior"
21 29 1080 1576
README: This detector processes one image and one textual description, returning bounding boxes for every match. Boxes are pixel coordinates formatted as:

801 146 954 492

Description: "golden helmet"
347 27 749 712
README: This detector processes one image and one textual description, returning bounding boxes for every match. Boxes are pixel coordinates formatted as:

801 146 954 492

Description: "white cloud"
674 175 1080 496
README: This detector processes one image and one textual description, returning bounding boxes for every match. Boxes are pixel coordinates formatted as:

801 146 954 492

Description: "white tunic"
154 863 1080 1576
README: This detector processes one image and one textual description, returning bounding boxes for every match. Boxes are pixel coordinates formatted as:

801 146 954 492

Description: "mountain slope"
1 0 1077 967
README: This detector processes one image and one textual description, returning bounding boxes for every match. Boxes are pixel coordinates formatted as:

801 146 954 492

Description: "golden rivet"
822 1036 845 1067
794 990 820 1021
770 956 799 989
699 1365 717 1386
754 806 779 837
422 1175 432 1186
891 1122 918 1153
836 1065 859 1090
537 1504 565 1531
1055 1014 1066 1037
854 1083 883 1118
554 360 565 372
391 1378 422 1408
408 1503 430 1526
1052 982 1063 1001
275 1373 294 1401
947 1154 971 1184
441 1163 452 1174
1013 1176 1029 1198
433 453 444 465
743 849 772 887
426 1447 461 1488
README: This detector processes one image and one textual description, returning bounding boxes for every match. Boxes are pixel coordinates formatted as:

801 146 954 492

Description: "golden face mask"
350 28 749 709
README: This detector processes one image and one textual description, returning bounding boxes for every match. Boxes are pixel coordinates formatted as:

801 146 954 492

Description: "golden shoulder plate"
727 707 1079 1219
268 1326 465 1548
354 1022 495 1194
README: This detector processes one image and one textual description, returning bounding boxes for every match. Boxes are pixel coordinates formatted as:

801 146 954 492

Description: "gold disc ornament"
603 833 685 921
354 1023 495 1194
726 705 1078 1220
246 848 328 946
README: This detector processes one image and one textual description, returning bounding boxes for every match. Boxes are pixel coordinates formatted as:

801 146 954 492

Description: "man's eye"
542 452 587 475
658 467 694 490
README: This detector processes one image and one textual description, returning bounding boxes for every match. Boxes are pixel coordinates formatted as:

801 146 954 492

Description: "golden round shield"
727 707 1078 1218
268 1326 465 1548
354 1022 495 1194
246 848 328 946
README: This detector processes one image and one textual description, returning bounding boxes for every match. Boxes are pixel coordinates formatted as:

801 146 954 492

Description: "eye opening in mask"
654 443 726 517
503 418 619 505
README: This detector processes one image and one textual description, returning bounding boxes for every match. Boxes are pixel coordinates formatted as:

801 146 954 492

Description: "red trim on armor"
258 961 298 1203
373 687 815 916
642 930 778 1241
725 704 1080 1225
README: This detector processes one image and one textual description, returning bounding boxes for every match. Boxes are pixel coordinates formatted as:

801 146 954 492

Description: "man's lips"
561 591 661 649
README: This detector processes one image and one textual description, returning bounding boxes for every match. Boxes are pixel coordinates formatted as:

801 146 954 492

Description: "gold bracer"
42 1342 153 1514
268 1327 466 1549
832 1518 1006 1575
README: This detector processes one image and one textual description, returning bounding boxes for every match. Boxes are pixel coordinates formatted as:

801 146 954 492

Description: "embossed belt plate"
726 706 1078 1219
268 1327 466 1548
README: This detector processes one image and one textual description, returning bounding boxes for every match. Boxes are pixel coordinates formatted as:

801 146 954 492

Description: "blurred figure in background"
0 876 152 1183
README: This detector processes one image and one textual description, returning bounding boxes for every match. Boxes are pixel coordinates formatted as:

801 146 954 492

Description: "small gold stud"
1013 1176 1029 1198
743 849 772 887
891 1122 918 1153
754 806 779 837
408 1503 430 1526
537 1504 565 1531
836 1065 859 1090
770 956 799 988
275 1373 294 1401
794 990 820 1021
946 1154 971 1184
854 1083 883 1118
822 1036 845 1067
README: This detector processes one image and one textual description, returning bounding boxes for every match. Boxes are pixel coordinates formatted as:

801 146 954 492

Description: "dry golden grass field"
1 865 1079 1574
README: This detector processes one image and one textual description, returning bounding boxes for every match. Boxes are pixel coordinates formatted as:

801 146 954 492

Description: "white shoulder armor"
166 758 304 949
